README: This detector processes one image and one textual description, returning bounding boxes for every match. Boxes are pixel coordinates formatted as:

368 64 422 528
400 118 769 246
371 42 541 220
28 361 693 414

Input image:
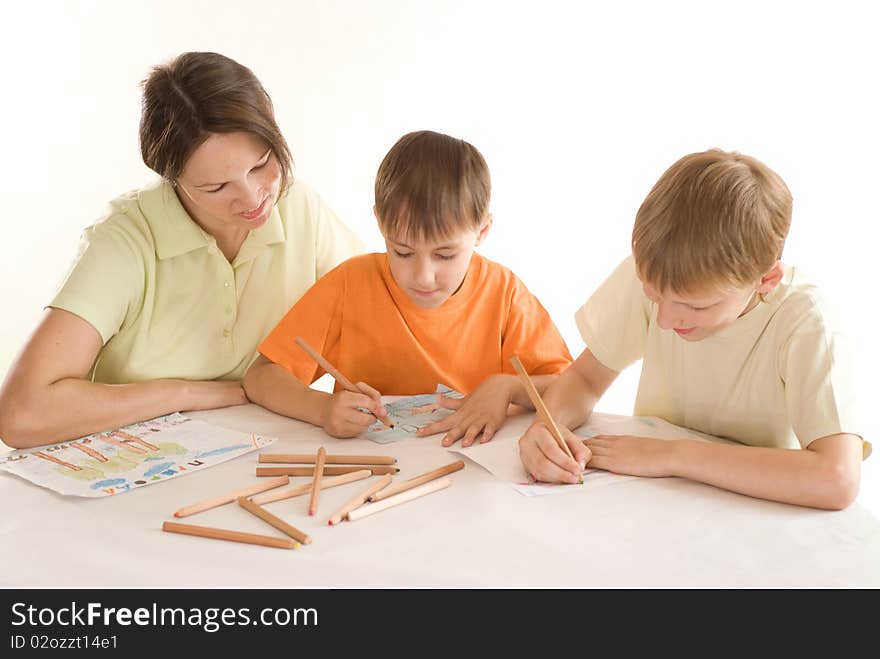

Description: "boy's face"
640 262 784 342
382 216 492 309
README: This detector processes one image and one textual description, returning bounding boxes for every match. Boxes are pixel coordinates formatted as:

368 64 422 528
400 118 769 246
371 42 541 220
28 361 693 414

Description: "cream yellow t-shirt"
50 178 364 383
575 256 868 456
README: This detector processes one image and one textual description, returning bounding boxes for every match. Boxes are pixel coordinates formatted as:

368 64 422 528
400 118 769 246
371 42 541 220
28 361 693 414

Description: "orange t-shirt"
258 253 572 394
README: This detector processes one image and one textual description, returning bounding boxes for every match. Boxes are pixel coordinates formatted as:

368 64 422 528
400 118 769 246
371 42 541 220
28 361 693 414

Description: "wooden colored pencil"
510 355 581 483
173 475 289 518
327 474 393 525
162 521 296 550
34 451 81 471
110 430 160 451
294 336 394 428
256 465 399 477
69 441 109 462
251 470 372 505
347 478 451 521
308 447 326 516
237 497 312 545
259 453 396 465
369 460 464 502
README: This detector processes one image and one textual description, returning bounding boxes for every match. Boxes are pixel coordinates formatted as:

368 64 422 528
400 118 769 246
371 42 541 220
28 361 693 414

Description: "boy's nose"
656 303 680 330
413 261 435 287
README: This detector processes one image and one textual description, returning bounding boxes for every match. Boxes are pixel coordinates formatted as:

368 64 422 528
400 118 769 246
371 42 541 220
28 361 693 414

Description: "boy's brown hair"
632 149 792 294
139 51 293 194
375 131 491 242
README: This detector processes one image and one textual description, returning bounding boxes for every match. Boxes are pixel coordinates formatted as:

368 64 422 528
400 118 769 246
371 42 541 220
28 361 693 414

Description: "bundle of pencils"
255 452 400 477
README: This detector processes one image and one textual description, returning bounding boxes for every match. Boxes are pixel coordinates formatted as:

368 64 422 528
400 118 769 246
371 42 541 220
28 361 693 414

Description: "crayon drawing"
363 385 465 444
0 413 276 497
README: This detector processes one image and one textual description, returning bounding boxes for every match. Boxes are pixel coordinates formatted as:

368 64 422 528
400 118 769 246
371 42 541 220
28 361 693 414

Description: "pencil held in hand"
510 355 582 484
294 336 394 428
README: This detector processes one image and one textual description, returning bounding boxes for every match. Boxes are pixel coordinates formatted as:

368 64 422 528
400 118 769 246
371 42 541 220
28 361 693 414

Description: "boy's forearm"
507 373 557 407
539 367 599 430
243 361 329 427
668 438 859 510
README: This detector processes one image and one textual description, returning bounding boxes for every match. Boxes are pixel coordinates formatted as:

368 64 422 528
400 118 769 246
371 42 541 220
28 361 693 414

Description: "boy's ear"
757 260 784 295
475 213 493 246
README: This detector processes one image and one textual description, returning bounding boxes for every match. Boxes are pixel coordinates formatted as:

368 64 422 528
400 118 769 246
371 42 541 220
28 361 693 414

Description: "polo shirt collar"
137 179 286 262
138 179 213 260
234 205 286 266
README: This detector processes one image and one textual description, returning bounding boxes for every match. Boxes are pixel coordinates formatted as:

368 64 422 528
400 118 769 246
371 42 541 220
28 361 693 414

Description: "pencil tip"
328 520 333 525
173 512 181 518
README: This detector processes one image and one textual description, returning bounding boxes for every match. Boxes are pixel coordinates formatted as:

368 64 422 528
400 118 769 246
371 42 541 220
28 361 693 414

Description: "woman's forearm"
1 378 200 448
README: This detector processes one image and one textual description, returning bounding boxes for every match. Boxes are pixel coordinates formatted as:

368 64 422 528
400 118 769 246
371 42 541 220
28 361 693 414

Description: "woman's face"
175 131 282 234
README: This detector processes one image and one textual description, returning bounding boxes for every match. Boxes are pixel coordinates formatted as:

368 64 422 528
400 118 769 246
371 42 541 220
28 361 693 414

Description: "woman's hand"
178 380 248 411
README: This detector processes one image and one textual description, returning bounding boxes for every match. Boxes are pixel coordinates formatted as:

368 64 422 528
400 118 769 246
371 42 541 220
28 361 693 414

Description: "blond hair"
632 149 792 294
375 131 490 242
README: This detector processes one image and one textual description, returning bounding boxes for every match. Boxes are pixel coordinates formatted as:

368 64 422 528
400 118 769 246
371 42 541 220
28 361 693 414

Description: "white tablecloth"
3 404 879 587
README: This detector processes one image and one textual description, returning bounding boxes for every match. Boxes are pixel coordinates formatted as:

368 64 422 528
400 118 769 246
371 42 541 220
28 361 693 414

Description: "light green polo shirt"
50 178 364 383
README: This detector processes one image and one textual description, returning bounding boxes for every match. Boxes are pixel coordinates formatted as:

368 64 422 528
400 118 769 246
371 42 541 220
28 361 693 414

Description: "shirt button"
224 281 231 288
225 306 233 314
223 329 231 338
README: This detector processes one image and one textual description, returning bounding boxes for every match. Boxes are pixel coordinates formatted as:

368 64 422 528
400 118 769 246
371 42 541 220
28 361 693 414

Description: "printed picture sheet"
0 413 275 497
364 385 464 443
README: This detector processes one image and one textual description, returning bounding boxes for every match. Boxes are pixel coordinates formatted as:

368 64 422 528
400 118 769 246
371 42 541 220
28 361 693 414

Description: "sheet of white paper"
453 412 716 496
0 412 276 497
363 385 464 443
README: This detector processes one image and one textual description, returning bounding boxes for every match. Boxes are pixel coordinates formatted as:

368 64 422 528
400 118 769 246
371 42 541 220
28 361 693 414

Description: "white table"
3 404 879 587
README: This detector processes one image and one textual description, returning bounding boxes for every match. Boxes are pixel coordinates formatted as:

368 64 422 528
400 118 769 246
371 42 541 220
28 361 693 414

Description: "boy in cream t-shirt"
519 149 869 510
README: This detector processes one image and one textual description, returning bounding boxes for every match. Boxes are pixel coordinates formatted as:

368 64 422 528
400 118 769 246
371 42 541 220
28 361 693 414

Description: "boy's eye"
436 253 456 261
393 250 413 258
205 184 225 193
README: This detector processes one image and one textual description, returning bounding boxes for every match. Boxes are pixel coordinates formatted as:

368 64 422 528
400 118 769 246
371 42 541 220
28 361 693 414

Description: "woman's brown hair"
139 52 293 193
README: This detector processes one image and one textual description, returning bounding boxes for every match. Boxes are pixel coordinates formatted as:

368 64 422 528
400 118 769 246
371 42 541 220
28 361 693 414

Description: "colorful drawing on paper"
363 385 465 444
0 413 276 497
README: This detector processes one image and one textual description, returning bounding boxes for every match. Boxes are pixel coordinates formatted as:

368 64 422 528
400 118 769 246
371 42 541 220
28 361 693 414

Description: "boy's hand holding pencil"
320 387 391 438
295 337 395 438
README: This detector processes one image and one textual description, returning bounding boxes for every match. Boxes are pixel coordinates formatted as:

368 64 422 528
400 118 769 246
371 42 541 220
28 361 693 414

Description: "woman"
0 52 363 448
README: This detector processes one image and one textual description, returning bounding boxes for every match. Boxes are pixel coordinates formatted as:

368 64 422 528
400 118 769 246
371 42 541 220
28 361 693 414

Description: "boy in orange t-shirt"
243 131 571 446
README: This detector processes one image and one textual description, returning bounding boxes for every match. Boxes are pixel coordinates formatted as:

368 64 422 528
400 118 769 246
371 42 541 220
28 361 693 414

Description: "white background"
1 1 878 515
